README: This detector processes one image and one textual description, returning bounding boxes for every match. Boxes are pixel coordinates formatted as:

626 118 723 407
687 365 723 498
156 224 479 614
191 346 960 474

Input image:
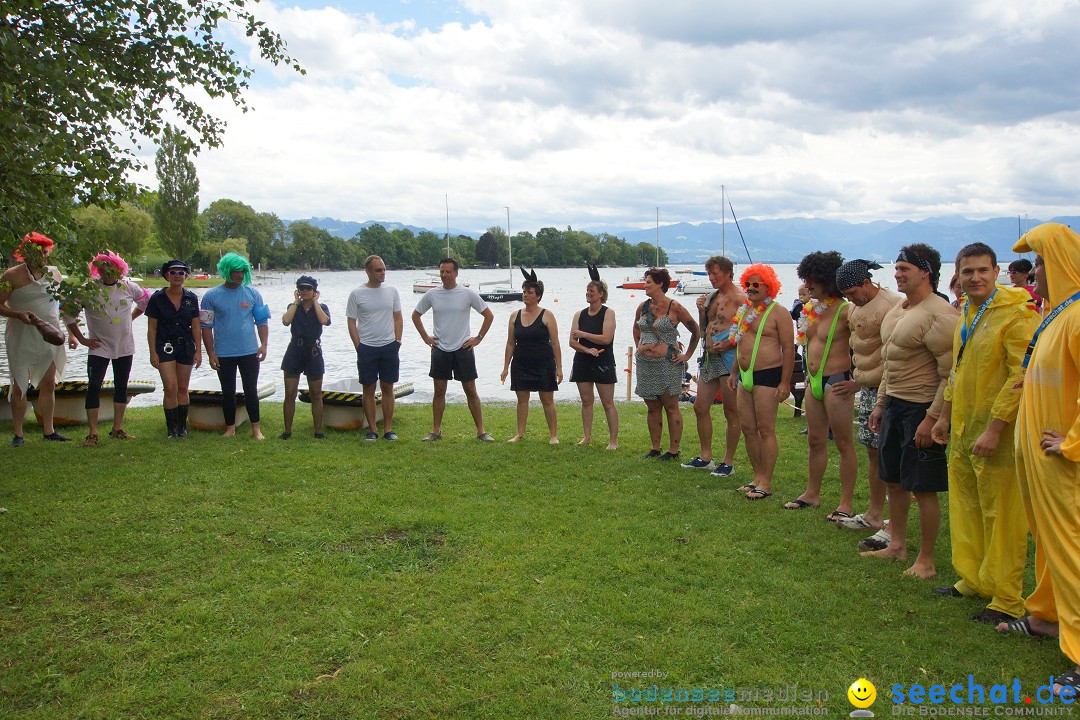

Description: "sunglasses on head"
167 269 187 276
744 281 764 289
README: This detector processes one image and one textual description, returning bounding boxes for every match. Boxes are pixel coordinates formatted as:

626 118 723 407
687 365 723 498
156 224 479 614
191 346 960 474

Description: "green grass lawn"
0 402 1062 719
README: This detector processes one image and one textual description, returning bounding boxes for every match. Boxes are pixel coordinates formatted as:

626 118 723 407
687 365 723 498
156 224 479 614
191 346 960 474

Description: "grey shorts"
857 386 880 449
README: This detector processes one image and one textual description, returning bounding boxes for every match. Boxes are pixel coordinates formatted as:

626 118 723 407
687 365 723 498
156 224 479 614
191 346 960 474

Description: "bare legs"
362 379 395 435
282 375 300 434
645 394 682 454
692 377 722 461
576 382 618 449
462 379 486 436
788 388 857 514
737 385 781 496
509 390 558 443
862 486 936 578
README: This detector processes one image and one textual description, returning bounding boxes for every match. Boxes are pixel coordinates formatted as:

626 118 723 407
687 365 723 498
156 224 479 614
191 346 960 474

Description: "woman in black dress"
500 269 562 443
568 264 618 449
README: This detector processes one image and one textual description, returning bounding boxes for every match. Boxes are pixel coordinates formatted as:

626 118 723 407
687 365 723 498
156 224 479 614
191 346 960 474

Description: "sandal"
83 434 99 447
826 510 853 522
109 428 134 440
746 488 772 500
783 498 818 510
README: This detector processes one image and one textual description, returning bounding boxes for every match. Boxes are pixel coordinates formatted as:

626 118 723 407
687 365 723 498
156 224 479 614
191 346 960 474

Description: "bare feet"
605 442 618 451
577 437 591 445
548 437 559 445
995 615 1059 637
902 560 936 579
222 427 236 437
507 435 523 443
861 545 907 561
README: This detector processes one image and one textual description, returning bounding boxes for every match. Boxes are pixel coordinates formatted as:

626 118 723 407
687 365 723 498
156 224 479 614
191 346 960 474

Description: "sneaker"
797 427 808 435
658 451 680 461
477 432 495 442
9 436 24 448
314 433 326 439
681 456 716 470
835 513 878 531
83 434 99 447
859 528 891 551
710 463 735 477
279 432 292 440
42 432 71 442
383 431 398 441
641 449 662 459
421 432 442 442
108 429 134 440
365 431 378 441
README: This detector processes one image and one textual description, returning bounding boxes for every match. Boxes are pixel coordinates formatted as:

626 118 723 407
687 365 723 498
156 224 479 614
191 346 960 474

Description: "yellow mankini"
1013 222 1080 665
943 284 1038 617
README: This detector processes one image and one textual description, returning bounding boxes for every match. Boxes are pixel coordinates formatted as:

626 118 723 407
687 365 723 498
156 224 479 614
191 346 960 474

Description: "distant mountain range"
289 215 1078 264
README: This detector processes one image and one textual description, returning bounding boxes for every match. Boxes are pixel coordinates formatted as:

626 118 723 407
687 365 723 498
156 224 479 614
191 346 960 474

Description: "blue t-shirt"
200 284 269 357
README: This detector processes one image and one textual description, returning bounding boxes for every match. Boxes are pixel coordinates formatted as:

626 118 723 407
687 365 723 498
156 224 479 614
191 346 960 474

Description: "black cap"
161 259 190 275
296 275 318 290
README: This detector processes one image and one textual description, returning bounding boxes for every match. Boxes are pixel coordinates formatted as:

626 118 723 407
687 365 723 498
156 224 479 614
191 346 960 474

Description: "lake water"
2 263 932 407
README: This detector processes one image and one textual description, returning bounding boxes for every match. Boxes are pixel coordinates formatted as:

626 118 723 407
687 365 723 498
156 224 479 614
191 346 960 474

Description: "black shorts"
281 340 324 378
357 341 401 385
878 396 949 493
430 346 478 382
570 352 617 385
155 337 196 365
752 365 784 388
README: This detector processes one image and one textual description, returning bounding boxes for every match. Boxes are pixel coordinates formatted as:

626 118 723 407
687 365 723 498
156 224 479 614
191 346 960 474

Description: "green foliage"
72 202 152 260
475 229 502 265
201 199 285 268
152 126 202 261
0 0 302 247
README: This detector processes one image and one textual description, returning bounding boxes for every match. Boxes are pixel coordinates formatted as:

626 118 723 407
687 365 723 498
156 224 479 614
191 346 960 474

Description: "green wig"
217 253 253 285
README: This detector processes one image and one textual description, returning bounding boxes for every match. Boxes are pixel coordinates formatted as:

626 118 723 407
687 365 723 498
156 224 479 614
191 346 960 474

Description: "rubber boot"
177 405 189 437
165 407 178 438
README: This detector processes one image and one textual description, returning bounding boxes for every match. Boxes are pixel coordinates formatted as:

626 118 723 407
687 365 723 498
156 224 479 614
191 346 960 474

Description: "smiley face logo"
848 678 876 709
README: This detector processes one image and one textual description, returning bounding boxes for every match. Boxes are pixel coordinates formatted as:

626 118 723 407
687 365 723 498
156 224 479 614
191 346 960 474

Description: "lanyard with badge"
954 289 996 370
1022 289 1080 369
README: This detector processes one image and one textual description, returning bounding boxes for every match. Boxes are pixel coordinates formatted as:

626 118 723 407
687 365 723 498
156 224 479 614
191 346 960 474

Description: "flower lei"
796 297 837 346
729 297 775 344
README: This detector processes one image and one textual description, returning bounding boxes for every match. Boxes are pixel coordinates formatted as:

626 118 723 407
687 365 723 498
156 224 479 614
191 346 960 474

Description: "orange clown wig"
739 262 782 300
13 231 54 262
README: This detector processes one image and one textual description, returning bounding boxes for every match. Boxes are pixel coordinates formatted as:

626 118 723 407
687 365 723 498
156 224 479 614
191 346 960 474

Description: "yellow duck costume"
1012 222 1080 669
943 282 1039 617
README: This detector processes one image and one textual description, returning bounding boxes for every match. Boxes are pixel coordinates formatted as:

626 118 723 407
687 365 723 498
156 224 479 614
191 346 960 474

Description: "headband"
896 249 931 273
835 259 882 291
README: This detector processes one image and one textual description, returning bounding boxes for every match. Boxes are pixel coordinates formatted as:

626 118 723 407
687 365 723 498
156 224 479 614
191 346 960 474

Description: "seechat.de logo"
849 678 877 717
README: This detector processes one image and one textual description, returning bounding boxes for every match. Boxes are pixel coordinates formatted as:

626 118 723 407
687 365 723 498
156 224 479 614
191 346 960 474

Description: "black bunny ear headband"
587 263 600 282
519 266 538 283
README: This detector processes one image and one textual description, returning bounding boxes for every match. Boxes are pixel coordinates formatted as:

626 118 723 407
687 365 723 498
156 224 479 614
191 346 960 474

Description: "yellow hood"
1014 222 1080 306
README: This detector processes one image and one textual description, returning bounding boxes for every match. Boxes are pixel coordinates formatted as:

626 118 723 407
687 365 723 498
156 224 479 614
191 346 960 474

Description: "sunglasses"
744 281 764 289
167 269 187 276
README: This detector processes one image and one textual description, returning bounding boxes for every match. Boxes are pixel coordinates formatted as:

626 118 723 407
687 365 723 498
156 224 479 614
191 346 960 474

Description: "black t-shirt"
145 288 200 340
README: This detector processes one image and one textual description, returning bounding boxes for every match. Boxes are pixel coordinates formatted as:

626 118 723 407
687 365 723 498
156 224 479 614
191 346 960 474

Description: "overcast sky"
138 0 1080 234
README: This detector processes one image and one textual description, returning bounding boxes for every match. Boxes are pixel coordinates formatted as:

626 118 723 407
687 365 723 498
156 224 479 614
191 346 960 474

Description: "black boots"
165 407 179 438
177 405 189 437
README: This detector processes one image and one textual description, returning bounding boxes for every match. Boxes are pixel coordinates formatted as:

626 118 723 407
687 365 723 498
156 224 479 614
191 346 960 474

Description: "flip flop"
783 498 818 510
736 483 757 492
826 510 854 522
998 616 1054 637
1054 670 1080 699
746 488 772 500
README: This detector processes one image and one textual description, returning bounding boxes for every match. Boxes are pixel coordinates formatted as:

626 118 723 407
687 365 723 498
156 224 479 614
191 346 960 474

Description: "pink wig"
739 263 782 299
14 232 54 261
89 250 129 279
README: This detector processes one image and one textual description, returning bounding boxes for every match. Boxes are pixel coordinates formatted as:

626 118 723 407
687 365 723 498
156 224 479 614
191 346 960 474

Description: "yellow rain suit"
943 284 1039 617
1013 222 1080 665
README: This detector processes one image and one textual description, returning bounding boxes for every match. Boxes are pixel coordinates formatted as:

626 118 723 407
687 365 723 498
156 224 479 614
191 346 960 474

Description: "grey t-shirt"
414 285 488 352
346 285 402 347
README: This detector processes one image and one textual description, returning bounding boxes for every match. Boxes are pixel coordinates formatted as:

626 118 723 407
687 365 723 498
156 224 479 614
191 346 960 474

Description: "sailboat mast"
655 207 660 267
444 194 451 256
506 206 512 283
722 185 726 257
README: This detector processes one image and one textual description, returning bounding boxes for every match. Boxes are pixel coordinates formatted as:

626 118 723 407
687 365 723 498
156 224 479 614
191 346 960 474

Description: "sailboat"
412 195 470 293
617 208 662 289
677 186 740 295
478 207 523 302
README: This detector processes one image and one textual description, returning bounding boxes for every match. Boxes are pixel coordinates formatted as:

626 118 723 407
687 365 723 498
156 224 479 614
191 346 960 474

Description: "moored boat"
299 379 415 430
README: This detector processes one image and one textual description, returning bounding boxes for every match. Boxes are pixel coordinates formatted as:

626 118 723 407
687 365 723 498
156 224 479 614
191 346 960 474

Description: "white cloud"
150 0 1080 233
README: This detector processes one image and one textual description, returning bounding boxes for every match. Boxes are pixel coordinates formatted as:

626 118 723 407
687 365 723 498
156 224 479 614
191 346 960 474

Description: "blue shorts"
357 340 400 385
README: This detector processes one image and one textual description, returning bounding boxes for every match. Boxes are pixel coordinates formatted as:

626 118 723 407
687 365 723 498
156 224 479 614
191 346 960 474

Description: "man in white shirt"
346 255 403 441
411 257 495 441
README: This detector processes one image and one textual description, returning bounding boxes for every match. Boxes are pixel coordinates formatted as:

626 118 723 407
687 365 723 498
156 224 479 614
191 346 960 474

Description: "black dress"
570 305 616 384
510 309 558 392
